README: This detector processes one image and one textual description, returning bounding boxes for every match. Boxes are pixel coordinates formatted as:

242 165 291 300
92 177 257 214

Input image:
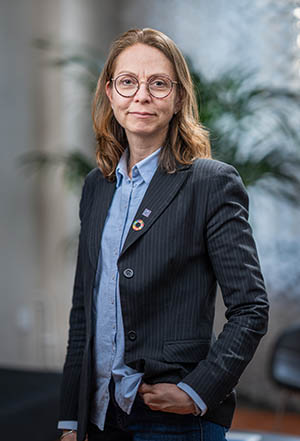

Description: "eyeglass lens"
115 74 173 98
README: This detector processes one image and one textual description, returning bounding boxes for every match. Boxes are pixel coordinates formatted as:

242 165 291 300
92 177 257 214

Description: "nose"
133 82 151 102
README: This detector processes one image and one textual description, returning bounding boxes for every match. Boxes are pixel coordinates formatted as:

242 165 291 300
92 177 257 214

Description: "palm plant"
23 42 300 202
191 64 300 202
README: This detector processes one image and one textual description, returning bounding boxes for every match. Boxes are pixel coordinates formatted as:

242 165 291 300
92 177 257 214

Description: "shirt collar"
116 148 161 187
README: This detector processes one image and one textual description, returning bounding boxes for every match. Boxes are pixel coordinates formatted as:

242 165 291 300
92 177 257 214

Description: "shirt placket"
103 176 134 376
107 179 133 371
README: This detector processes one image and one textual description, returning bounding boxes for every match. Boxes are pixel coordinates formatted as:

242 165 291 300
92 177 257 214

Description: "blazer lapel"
87 174 116 269
120 165 191 257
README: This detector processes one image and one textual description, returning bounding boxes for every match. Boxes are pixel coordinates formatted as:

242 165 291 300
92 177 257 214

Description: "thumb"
139 382 154 394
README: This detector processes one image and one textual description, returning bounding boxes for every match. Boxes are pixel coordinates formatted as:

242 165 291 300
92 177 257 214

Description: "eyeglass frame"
110 73 179 99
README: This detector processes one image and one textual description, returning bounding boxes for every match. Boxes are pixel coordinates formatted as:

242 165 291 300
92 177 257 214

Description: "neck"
126 130 166 177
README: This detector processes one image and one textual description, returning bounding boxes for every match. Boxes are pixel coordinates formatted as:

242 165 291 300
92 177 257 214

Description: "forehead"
113 43 175 77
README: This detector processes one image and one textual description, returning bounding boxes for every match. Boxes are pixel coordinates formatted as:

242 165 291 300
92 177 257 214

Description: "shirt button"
127 330 137 341
123 268 134 278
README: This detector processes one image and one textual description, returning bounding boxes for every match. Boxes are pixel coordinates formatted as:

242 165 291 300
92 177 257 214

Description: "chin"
127 125 159 137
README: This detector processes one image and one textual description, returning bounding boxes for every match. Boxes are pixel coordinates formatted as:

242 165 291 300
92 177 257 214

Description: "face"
106 43 181 143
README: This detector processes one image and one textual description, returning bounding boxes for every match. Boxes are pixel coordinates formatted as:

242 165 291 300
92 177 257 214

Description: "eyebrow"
115 70 173 78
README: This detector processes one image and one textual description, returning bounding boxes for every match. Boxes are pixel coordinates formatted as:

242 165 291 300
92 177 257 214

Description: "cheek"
110 89 127 110
160 97 177 115
111 101 131 130
160 103 176 122
111 99 127 119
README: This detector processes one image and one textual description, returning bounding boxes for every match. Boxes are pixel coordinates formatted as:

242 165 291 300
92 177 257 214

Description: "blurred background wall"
1 0 300 412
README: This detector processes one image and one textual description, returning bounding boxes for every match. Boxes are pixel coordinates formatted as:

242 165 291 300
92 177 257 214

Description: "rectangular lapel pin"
142 208 152 218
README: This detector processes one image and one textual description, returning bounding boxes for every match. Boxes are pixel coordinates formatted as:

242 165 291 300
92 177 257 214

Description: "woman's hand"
61 430 88 441
138 383 195 414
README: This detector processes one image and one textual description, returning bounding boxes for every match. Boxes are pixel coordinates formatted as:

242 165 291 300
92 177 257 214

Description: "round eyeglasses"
110 74 178 99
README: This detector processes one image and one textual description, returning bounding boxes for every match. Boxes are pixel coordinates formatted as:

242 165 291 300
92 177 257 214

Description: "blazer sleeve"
58 176 92 421
181 162 269 410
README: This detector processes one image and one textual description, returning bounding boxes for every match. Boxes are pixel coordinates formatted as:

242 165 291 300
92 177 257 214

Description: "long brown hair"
92 28 211 180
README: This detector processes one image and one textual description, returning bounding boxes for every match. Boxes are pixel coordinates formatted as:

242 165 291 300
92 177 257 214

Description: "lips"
129 111 155 116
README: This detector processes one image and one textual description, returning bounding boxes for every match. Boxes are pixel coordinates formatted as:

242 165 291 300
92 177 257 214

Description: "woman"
58 28 268 441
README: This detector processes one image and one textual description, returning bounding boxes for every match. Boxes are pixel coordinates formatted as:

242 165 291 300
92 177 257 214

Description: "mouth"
128 112 156 118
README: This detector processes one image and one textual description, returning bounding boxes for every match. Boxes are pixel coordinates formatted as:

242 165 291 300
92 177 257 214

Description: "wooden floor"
232 407 300 436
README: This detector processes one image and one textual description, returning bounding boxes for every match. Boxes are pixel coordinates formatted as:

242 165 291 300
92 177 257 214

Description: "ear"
105 80 113 104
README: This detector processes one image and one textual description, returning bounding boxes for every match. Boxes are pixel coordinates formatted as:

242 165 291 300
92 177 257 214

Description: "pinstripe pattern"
59 159 269 441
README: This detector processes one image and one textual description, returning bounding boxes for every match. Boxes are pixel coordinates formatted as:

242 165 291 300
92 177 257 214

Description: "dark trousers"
87 380 227 441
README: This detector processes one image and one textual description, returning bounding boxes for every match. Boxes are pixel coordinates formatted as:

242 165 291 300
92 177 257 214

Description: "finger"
145 402 163 411
141 392 155 405
139 383 155 394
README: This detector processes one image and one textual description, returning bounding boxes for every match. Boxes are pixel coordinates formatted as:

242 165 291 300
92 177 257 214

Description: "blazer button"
128 330 137 341
123 268 134 278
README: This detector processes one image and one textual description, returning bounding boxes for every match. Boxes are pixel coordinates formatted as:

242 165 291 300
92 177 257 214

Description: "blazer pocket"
163 339 210 363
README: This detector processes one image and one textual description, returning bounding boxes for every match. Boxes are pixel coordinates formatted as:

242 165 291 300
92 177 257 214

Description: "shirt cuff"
177 382 207 416
57 421 78 430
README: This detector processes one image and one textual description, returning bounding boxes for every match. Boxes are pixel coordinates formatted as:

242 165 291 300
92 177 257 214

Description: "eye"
117 75 137 87
122 78 134 85
149 76 172 93
149 76 170 89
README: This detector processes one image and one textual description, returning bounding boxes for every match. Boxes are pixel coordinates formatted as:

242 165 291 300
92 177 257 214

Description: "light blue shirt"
58 148 206 432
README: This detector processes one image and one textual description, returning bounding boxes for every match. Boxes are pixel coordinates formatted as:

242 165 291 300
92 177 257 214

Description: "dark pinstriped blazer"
59 158 269 441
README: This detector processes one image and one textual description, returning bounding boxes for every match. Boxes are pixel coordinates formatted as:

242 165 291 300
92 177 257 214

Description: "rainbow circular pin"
132 219 144 231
